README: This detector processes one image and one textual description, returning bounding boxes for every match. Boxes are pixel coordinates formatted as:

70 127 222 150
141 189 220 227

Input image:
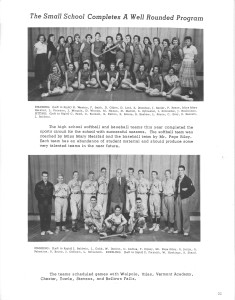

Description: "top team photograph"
28 27 203 101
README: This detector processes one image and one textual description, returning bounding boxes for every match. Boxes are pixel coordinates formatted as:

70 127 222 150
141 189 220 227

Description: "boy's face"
185 39 191 46
84 64 88 70
136 200 142 207
69 64 73 71
58 176 63 184
139 65 144 72
90 198 97 206
101 169 106 177
42 173 48 183
151 172 157 180
138 172 144 179
116 169 122 178
100 64 105 70
165 171 171 179
110 64 115 71
88 173 94 180
115 208 121 216
73 172 79 180
128 169 133 177
178 168 185 177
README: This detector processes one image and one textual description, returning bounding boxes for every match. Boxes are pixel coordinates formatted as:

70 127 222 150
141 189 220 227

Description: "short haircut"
47 34 54 43
73 171 79 175
134 35 140 42
172 37 180 44
68 63 75 69
106 36 113 42
65 36 73 43
136 197 142 202
116 33 123 40
88 171 95 175
168 67 175 74
178 165 185 170
128 167 134 172
74 33 80 39
101 167 106 172
138 169 144 174
58 36 65 44
153 37 160 44
184 36 192 42
42 171 48 176
139 64 145 68
90 195 97 201
114 205 121 210
118 60 124 66
162 38 170 47
58 173 64 178
37 34 46 42
152 171 158 175
165 169 171 174
110 62 115 67
85 34 92 39
116 168 122 173
153 65 159 71
83 62 89 66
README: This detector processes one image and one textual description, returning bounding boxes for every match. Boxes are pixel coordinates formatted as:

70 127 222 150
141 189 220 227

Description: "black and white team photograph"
28 155 200 242
28 27 203 101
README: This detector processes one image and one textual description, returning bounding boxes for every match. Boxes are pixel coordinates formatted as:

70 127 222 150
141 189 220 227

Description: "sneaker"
61 226 69 232
41 93 49 98
184 232 189 236
173 230 179 234
55 227 60 234
161 227 169 232
139 228 143 234
149 224 156 231
88 228 93 234
46 230 54 235
168 228 174 234
154 224 160 232
100 232 107 237
40 231 46 236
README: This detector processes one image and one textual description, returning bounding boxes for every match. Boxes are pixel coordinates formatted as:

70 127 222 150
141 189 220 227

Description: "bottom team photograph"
28 154 200 242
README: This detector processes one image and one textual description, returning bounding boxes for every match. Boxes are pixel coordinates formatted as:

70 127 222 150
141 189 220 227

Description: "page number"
218 292 222 296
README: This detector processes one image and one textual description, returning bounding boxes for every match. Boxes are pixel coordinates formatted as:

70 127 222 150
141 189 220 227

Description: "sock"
156 218 161 225
165 221 168 227
152 218 156 224
62 221 66 227
170 222 174 228
56 222 60 227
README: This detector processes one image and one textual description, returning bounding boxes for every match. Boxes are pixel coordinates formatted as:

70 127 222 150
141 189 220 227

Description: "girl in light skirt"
179 36 198 91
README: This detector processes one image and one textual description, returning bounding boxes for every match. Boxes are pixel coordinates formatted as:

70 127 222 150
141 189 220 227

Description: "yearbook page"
0 0 234 299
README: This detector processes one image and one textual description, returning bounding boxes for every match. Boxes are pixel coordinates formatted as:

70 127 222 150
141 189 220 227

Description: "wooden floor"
28 220 200 242
28 77 204 102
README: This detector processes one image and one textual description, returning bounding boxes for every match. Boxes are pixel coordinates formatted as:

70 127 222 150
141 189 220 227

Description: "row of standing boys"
34 165 195 238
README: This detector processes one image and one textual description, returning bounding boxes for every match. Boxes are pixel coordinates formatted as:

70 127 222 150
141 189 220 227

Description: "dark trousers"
38 200 52 231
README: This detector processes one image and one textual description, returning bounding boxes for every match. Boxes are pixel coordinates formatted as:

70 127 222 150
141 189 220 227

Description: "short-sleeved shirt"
48 72 62 86
106 213 127 225
68 179 82 194
136 71 149 84
130 204 147 218
86 203 104 218
137 178 150 194
47 41 57 56
98 176 109 194
126 176 138 192
183 45 197 61
162 178 175 196
81 180 98 194
34 41 47 54
150 180 162 194
54 183 69 198
164 74 179 87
